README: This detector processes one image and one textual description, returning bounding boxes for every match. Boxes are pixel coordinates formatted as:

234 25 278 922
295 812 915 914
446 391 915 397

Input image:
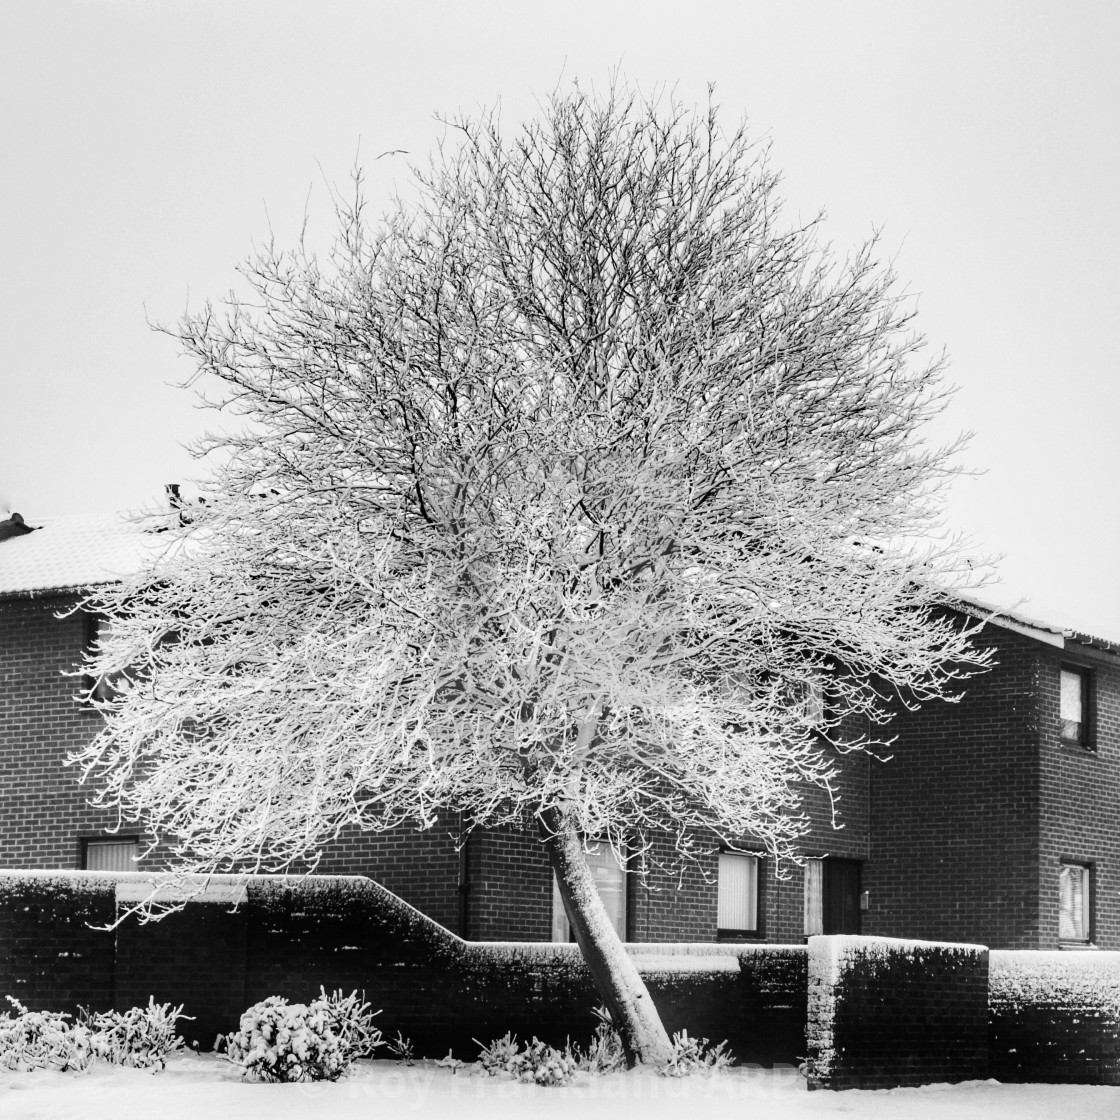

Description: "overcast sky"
2 1 1118 639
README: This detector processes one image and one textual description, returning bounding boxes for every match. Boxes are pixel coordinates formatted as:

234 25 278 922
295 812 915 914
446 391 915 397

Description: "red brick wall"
0 870 808 1063
989 949 1120 1084
0 871 117 1011
806 934 990 1090
18 593 1117 952
0 595 130 867
1037 645 1120 949
864 622 1044 948
313 815 464 933
0 592 872 944
464 825 554 940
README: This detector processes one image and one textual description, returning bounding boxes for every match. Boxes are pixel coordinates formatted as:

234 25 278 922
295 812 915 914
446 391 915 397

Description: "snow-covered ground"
4 1055 1119 1120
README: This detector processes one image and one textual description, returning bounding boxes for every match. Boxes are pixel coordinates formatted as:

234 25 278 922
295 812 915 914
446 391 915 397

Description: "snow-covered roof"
948 591 1120 658
0 511 168 597
3 513 1116 659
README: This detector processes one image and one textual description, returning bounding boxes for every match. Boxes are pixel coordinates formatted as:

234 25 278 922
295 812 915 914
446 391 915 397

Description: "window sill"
1057 739 1097 755
717 929 763 941
1058 941 1098 951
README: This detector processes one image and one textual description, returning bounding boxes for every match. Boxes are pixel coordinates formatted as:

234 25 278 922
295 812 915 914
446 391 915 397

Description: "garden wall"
10 872 1120 1086
805 934 989 1090
0 870 806 1061
989 950 1120 1084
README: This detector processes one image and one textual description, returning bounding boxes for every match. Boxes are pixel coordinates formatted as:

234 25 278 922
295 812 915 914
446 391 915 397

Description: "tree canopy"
74 86 990 1063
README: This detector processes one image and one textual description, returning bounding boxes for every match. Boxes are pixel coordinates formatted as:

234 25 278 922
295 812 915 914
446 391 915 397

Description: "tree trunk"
539 806 674 1067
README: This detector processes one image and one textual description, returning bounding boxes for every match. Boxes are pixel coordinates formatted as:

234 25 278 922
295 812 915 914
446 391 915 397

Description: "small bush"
475 1032 577 1086
476 1031 521 1077
0 996 94 1072
385 1031 415 1065
573 1005 626 1074
80 998 191 1070
658 1029 734 1077
223 989 382 1083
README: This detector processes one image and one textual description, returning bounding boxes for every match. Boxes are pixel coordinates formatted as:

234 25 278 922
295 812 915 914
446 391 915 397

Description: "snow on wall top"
808 934 986 987
811 934 987 957
990 949 1120 1011
0 511 170 596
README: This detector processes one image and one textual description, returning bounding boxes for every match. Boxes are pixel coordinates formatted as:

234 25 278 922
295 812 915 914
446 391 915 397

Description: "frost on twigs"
1 996 189 1074
475 1033 579 1086
657 1030 734 1077
385 1030 415 1064
221 989 382 1083
71 82 992 1064
79 998 191 1070
0 997 93 1073
573 1004 626 1074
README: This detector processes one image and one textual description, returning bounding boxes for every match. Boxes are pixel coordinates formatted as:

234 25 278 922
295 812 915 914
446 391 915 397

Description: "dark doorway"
823 858 861 934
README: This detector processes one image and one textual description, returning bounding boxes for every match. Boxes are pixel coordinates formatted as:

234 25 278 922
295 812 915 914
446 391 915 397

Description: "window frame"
1058 860 1094 946
716 850 763 939
803 858 824 937
81 836 141 871
81 612 119 708
1058 663 1094 749
802 677 828 731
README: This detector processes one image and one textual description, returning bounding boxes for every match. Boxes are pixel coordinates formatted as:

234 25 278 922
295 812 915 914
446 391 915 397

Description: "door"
823 858 861 934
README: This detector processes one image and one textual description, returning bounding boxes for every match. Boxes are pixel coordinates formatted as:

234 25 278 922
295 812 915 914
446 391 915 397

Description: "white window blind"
803 859 824 936
1059 863 1090 941
717 853 759 931
84 839 139 872
1060 668 1086 742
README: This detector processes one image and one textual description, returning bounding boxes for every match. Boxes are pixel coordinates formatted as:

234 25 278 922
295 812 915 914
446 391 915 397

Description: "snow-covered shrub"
0 996 94 1072
386 1031 415 1065
516 1038 579 1085
223 989 382 1083
475 1032 578 1085
572 1004 625 1074
475 1031 522 1076
657 1030 734 1077
80 998 190 1070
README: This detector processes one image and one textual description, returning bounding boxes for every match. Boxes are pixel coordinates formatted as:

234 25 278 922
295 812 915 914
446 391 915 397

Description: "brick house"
2 510 1117 950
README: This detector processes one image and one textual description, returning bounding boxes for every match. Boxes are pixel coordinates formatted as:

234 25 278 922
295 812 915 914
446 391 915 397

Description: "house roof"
3 511 1116 657
0 511 169 597
949 592 1120 658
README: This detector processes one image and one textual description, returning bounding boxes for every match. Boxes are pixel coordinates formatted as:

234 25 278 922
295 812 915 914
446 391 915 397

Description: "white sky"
2 0 1118 640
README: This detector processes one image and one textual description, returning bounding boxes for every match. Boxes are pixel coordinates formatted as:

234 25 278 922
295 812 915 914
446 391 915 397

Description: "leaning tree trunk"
539 806 674 1067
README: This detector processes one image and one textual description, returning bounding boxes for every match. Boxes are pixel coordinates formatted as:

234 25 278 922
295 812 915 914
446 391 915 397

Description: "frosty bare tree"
74 87 989 1066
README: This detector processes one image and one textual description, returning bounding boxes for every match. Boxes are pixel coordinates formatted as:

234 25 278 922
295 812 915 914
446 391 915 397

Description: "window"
717 852 760 936
783 678 827 730
804 857 861 936
552 840 626 941
802 678 827 729
1058 862 1092 944
803 859 824 936
1059 665 1092 747
83 614 119 703
82 838 140 871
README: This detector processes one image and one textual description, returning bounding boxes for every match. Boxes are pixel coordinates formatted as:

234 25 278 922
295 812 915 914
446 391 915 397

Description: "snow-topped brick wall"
0 870 116 1010
805 934 989 1090
0 870 808 1062
989 950 1120 1084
